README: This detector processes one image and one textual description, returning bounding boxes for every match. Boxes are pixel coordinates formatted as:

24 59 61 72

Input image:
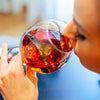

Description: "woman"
0 0 99 100
64 0 100 73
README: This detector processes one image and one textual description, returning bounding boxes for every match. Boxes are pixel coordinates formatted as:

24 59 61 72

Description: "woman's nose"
63 20 77 48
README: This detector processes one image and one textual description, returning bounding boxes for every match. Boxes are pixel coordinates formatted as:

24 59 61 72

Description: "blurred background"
0 0 100 100
0 0 74 38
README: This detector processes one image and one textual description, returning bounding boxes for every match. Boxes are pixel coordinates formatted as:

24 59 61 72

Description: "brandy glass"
19 19 72 74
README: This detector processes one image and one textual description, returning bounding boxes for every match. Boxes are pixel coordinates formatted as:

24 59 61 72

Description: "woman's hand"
0 43 38 100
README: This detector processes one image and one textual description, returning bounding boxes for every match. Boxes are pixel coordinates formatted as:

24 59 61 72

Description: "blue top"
37 52 100 100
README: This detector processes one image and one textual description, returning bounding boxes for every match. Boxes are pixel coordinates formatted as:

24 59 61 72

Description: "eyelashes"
75 29 86 40
75 34 86 40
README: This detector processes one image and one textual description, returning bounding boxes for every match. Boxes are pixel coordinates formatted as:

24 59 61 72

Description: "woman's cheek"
73 40 87 60
74 40 92 64
73 42 87 67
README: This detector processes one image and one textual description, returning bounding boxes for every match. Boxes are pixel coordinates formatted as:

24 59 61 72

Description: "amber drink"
20 20 72 74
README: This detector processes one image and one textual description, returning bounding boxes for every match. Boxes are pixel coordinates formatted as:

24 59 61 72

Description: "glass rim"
46 20 72 54
21 19 72 54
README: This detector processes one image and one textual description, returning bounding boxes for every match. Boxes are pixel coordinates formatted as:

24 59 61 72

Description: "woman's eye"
76 34 86 40
75 30 86 40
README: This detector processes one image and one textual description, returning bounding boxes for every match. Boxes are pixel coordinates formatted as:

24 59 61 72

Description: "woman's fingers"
0 43 8 73
8 54 25 76
15 54 25 75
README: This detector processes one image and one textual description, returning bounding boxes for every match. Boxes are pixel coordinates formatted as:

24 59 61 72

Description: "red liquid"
20 29 72 74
